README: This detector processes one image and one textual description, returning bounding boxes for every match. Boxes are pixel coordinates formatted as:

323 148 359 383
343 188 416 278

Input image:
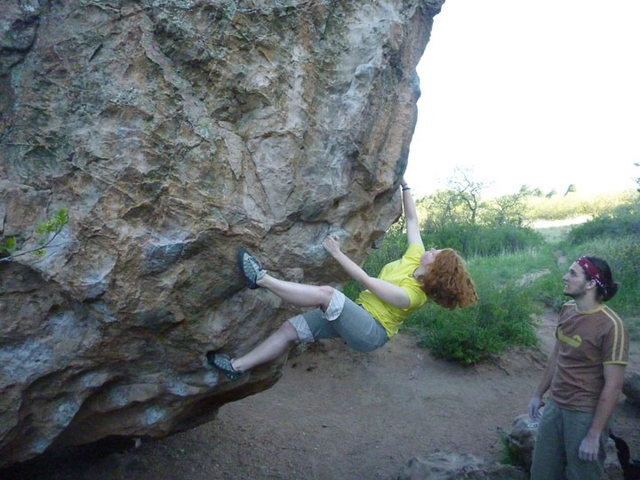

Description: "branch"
0 229 64 263
0 208 68 263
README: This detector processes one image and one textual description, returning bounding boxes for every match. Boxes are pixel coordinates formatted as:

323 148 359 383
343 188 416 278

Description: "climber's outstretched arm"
401 179 423 247
322 236 410 309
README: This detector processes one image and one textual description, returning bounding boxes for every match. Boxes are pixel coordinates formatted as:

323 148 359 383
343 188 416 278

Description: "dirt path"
6 313 640 480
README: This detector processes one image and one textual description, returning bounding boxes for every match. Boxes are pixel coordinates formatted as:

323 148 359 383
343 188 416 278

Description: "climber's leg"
237 247 334 311
230 320 299 373
257 274 334 312
298 296 388 352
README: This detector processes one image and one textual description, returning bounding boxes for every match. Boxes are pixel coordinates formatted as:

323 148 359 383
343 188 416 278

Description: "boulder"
0 0 445 467
503 414 537 470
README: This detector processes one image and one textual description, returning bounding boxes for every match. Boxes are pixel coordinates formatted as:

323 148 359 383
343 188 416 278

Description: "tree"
447 167 486 225
419 190 469 230
519 185 532 196
482 192 528 227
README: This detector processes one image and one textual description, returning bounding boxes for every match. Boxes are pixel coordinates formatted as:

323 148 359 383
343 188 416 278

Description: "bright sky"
405 0 640 199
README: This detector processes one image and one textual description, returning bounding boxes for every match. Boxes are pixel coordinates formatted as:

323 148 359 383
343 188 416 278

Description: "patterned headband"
576 256 605 289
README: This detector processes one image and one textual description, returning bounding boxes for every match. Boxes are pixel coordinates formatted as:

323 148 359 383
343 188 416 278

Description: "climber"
207 179 478 380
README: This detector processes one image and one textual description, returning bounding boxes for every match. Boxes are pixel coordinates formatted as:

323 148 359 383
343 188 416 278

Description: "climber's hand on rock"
322 236 341 256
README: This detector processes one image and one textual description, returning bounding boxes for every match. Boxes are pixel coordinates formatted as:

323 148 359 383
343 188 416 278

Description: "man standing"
528 256 629 480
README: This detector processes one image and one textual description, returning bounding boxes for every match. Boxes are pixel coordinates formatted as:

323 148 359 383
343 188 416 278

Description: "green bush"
403 254 543 365
406 281 540 365
422 224 544 258
568 202 640 244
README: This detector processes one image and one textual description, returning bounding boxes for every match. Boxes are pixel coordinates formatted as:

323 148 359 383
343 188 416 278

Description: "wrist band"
402 187 410 191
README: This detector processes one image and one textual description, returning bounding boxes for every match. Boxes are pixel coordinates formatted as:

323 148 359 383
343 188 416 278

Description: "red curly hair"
417 248 477 310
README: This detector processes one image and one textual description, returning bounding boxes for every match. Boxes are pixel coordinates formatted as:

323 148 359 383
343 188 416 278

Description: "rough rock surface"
397 452 528 480
0 0 444 468
504 414 537 470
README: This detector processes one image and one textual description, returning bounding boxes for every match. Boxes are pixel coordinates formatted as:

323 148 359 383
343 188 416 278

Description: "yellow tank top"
356 243 428 338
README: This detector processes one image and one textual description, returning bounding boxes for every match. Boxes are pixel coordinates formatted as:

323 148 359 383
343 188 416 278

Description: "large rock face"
0 0 443 467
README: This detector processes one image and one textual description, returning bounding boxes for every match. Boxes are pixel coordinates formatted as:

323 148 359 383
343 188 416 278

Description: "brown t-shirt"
550 301 629 412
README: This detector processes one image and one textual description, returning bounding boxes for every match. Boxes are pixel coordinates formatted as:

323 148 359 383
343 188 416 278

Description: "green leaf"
0 236 18 255
35 208 68 236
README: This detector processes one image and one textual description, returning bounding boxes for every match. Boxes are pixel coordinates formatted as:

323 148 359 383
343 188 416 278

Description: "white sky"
405 0 640 198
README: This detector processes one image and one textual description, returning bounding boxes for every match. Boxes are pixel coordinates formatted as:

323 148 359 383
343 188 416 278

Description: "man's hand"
322 236 341 256
577 364 625 462
578 433 600 461
528 396 544 420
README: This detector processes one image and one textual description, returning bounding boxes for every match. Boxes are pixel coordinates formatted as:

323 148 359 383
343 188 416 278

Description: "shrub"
568 201 640 244
422 224 544 258
405 259 541 365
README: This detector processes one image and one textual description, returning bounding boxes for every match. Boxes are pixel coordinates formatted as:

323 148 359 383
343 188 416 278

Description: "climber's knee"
322 288 345 321
288 314 314 344
314 285 334 311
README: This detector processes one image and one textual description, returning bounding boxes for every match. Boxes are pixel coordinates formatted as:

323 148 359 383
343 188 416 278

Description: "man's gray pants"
530 399 609 480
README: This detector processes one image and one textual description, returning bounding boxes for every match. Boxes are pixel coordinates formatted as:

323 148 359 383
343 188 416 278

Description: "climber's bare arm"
401 179 423 247
323 236 410 308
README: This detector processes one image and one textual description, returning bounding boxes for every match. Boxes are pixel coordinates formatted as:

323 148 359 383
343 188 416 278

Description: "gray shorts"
288 289 388 353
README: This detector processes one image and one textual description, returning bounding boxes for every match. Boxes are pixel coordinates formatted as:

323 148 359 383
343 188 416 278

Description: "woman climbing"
207 179 478 380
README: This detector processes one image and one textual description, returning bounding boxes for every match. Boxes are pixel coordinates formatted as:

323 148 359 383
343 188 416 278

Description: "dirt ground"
5 312 639 480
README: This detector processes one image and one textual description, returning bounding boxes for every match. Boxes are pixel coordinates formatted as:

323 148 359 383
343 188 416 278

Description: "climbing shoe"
237 247 265 289
206 352 242 381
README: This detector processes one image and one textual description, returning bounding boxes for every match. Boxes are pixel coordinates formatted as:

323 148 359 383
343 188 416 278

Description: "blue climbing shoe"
237 248 266 289
206 352 242 381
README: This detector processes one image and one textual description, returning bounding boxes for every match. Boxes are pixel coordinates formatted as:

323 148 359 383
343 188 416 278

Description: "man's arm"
323 236 410 308
401 180 423 247
528 342 560 420
578 364 626 461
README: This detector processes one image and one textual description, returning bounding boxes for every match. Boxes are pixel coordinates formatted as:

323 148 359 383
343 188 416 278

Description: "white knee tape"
324 289 345 321
288 315 314 343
